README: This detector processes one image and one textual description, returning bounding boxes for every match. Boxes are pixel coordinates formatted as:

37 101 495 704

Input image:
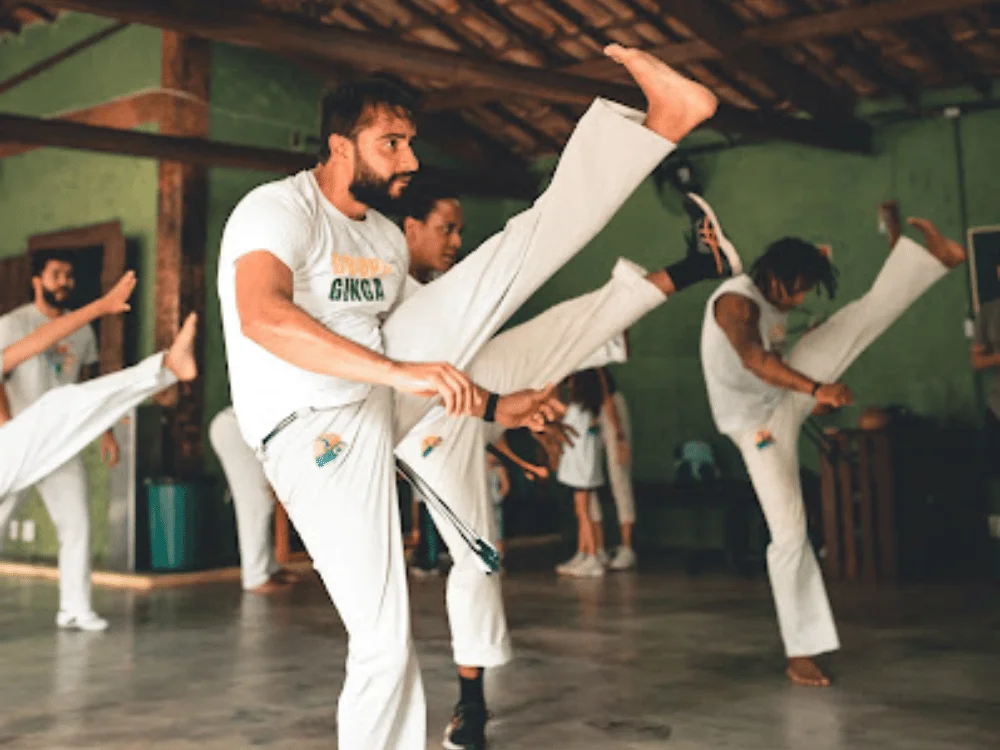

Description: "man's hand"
100 430 120 468
495 384 566 432
390 361 485 416
97 272 137 316
810 402 835 417
814 383 853 409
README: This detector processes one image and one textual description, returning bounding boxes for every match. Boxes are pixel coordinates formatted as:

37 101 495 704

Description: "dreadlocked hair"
749 237 839 300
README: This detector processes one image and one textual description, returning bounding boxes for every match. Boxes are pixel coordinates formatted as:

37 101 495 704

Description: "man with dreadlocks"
698 196 966 687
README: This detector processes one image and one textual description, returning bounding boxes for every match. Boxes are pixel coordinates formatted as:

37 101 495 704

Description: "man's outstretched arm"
714 293 852 408
235 251 482 416
1 272 135 377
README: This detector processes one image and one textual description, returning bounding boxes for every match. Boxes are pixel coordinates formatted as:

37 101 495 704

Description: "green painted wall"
0 14 160 565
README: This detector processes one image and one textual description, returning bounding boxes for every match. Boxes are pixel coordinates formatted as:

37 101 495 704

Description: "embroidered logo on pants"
314 433 346 467
421 435 442 457
754 429 775 449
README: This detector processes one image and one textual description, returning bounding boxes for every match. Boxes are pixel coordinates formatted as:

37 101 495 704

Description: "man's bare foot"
247 575 292 595
603 43 718 143
164 313 198 382
879 200 901 248
907 218 966 269
272 568 303 585
786 657 832 687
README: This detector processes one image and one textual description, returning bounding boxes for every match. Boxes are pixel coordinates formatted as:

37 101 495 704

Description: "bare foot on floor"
164 313 198 382
247 575 293 595
786 657 832 687
272 568 304 585
907 218 966 269
603 43 718 143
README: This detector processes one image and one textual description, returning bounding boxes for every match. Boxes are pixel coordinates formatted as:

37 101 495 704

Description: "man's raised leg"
0 314 196 497
786 220 964 421
387 47 718 437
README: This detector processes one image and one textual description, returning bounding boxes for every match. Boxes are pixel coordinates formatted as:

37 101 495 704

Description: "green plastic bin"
146 478 202 571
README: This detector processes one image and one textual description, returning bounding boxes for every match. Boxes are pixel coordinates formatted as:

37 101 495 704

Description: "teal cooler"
146 478 203 571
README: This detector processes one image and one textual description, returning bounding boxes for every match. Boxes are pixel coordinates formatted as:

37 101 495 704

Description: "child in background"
554 369 607 578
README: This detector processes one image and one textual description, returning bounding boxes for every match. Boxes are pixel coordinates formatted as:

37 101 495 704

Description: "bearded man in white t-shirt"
698 195 966 688
219 45 721 750
0 249 122 632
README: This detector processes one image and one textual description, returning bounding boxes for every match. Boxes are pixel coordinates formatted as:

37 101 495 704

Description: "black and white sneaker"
443 701 488 750
685 193 742 277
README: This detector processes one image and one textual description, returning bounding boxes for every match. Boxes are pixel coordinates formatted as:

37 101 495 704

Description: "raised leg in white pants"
463 258 665 396
210 407 279 591
732 236 949 658
394 258 666 669
0 353 175 498
387 100 674 439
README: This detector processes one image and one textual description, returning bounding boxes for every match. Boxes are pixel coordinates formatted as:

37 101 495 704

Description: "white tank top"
700 275 789 436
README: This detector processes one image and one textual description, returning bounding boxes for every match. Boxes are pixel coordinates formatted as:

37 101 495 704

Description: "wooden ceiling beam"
0 20 128 95
748 0 1000 46
428 0 998 108
39 0 871 153
0 111 538 198
655 1 855 120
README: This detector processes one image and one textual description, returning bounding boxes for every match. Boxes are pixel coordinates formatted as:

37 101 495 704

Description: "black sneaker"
443 701 488 750
684 193 742 277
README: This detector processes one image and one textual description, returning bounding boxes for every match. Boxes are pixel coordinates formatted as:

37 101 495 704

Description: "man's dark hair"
749 237 838 300
31 249 75 278
317 78 417 162
400 174 459 224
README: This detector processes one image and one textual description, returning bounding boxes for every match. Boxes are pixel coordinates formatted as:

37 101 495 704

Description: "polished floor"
0 564 998 749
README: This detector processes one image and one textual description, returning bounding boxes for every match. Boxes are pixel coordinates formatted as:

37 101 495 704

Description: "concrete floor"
0 567 998 749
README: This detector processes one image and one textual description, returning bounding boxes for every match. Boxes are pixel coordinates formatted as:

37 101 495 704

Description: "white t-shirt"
0 303 98 416
700 275 789 436
218 170 409 447
557 402 605 489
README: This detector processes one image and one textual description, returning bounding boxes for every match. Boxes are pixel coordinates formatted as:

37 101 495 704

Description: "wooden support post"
872 433 898 582
155 32 210 475
819 444 841 580
837 433 858 582
856 434 878 584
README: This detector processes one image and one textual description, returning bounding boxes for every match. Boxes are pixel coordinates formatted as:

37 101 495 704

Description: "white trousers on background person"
729 237 948 658
594 391 636 526
258 99 674 750
395 257 666 668
0 353 176 615
209 407 279 591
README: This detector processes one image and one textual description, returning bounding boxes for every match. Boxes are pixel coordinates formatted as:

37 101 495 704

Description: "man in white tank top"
699 196 966 687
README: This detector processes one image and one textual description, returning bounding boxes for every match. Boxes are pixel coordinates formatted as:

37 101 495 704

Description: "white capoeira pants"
396 258 666 668
209 407 279 591
258 99 674 750
592 391 636 526
729 237 948 658
0 354 176 614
